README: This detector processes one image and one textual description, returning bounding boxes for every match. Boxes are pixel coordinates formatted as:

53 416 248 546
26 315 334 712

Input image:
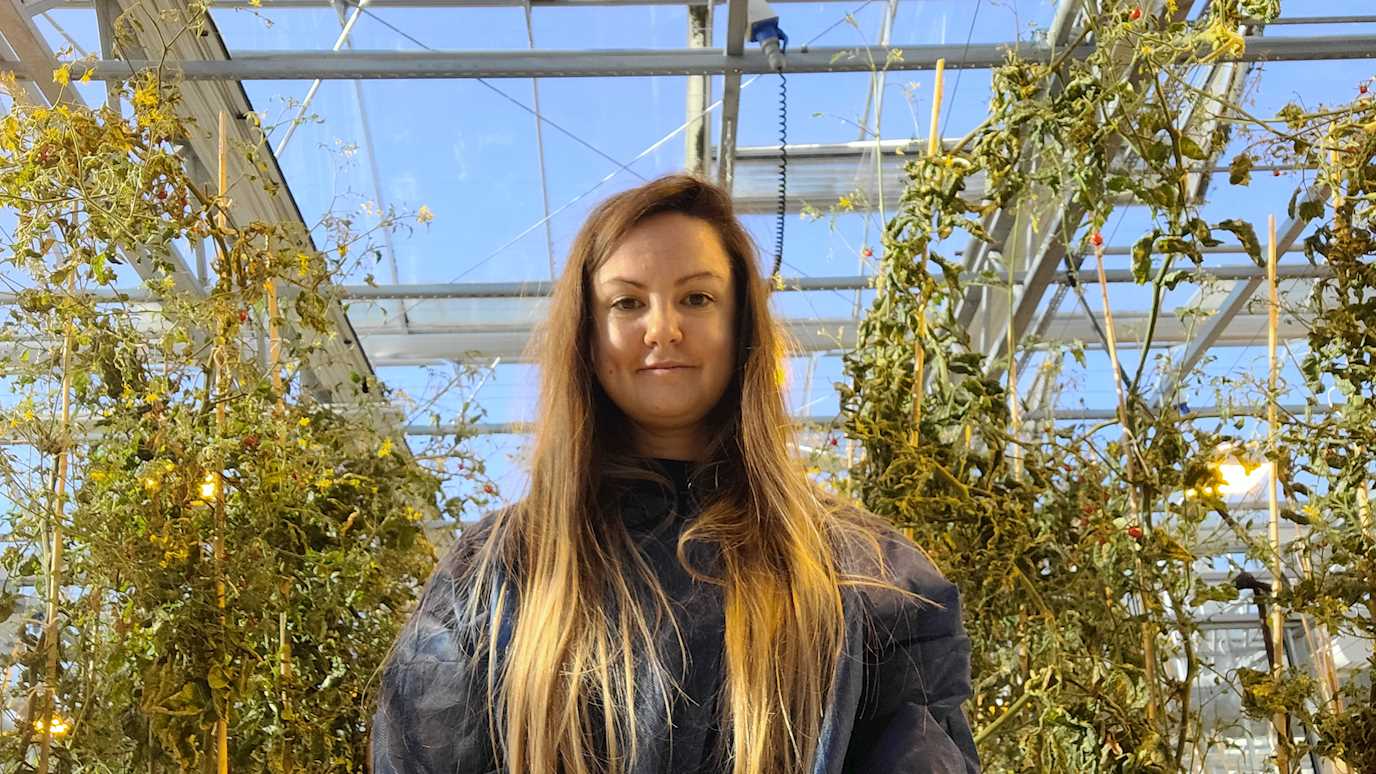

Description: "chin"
632 408 709 428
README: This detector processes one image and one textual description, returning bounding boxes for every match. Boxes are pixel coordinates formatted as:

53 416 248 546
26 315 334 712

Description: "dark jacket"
372 466 980 773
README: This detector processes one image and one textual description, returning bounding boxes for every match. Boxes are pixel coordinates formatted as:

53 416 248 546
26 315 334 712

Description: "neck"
629 421 708 462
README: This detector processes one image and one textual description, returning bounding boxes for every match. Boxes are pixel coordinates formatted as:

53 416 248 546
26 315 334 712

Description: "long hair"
460 173 901 774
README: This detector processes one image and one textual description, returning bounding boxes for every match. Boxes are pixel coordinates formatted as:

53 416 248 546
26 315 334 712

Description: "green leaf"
207 664 230 691
1156 236 1192 255
1298 198 1325 222
1179 135 1207 160
948 352 983 376
1214 219 1262 266
1106 175 1133 193
1228 152 1254 186
1145 140 1172 165
1279 507 1310 526
1277 102 1306 129
1132 232 1157 284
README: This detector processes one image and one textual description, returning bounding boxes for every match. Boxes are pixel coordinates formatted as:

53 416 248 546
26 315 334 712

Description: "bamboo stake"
38 270 77 774
265 268 291 769
912 57 945 429
907 58 944 542
214 110 230 774
1 664 10 727
267 280 284 409
1092 240 1162 729
927 59 945 159
1266 213 1293 772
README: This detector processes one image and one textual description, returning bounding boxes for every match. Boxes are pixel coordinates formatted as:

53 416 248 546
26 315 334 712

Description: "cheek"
595 321 636 374
700 314 737 384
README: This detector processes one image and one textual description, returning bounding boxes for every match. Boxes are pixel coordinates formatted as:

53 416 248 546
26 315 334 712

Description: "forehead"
595 212 733 281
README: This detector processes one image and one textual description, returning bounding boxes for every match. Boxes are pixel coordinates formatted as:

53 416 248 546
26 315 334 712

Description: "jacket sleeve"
371 514 504 774
843 530 980 774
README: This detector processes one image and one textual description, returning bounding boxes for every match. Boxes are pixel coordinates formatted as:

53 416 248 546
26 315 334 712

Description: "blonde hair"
459 173 902 774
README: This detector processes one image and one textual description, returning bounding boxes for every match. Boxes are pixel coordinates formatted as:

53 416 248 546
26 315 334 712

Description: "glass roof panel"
6 0 1373 462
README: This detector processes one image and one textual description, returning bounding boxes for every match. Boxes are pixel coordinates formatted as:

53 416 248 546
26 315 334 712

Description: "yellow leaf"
52 65 70 86
79 67 92 84
417 204 434 224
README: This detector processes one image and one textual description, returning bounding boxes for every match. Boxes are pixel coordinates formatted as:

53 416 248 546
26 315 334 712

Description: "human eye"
611 296 642 311
684 292 714 307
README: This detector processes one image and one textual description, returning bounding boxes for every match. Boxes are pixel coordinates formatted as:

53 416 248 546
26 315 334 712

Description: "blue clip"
750 19 789 53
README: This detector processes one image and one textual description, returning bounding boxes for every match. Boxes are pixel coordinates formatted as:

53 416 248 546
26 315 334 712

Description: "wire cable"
359 5 645 183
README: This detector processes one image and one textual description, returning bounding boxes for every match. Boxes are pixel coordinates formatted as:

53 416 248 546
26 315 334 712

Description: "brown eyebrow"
604 271 723 289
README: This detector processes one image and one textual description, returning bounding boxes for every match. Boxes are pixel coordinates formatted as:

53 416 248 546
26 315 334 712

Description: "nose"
643 299 683 348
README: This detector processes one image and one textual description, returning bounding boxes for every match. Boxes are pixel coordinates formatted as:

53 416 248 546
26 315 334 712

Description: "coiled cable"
770 72 788 284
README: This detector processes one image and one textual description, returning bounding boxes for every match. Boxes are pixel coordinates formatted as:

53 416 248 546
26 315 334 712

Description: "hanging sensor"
745 0 790 281
747 0 789 74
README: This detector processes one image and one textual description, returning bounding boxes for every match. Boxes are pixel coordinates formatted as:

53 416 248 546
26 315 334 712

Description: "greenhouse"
0 0 1373 771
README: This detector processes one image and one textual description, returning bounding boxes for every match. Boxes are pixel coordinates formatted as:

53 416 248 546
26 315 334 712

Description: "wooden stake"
38 271 77 774
214 110 230 774
927 58 945 158
1266 213 1292 772
267 279 284 410
912 57 946 431
1092 240 1162 729
265 275 290 770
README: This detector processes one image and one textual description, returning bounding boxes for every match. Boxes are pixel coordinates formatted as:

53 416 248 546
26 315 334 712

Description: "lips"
640 363 693 372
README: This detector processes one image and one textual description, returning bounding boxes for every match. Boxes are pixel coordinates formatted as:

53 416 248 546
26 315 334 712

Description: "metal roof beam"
350 306 1310 365
8 35 1375 82
0 303 1317 366
1157 182 1329 400
1 263 1332 305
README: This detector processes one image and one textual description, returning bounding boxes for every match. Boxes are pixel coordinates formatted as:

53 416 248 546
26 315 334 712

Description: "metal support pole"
716 0 749 191
686 4 712 174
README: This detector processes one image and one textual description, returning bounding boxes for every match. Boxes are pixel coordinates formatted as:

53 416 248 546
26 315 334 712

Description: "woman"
371 174 979 774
